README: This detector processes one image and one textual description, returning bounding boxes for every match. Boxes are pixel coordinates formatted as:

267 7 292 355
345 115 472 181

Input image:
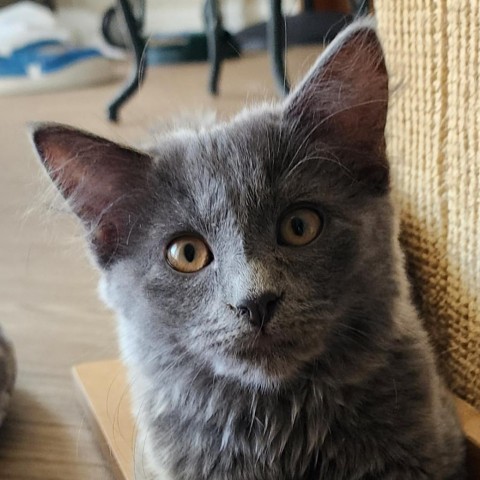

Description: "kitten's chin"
205 330 325 389
210 352 300 390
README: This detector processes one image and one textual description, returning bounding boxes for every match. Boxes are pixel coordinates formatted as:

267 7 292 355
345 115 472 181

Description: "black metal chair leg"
107 0 147 122
303 0 314 12
268 0 290 96
205 0 223 95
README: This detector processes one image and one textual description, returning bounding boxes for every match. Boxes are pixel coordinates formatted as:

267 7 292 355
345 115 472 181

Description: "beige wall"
54 0 300 33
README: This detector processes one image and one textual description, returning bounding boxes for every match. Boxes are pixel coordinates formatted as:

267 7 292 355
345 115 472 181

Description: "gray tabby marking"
31 19 465 480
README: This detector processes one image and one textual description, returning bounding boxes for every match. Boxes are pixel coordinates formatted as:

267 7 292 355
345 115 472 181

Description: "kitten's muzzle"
234 292 282 330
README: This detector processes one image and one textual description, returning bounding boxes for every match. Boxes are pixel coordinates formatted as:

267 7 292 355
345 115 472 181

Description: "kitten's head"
32 21 393 389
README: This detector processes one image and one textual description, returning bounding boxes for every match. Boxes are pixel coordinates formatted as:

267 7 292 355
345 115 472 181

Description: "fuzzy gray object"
31 20 466 480
0 325 16 428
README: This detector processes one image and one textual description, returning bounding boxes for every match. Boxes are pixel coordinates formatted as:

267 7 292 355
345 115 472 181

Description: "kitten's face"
102 106 393 388
32 22 391 388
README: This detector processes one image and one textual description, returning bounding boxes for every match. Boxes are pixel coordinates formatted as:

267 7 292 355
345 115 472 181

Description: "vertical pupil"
184 243 196 262
291 217 305 236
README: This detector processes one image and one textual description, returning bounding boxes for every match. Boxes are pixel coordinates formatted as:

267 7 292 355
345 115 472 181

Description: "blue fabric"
0 40 102 77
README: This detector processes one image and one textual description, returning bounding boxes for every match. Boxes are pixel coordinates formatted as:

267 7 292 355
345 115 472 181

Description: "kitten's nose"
236 292 281 329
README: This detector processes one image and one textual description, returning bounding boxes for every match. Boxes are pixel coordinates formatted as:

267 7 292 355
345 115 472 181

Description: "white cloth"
0 1 70 56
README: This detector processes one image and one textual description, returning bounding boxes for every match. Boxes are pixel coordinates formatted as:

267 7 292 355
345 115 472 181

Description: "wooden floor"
0 47 319 479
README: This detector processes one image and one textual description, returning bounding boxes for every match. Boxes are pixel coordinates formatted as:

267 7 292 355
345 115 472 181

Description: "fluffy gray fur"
31 20 465 480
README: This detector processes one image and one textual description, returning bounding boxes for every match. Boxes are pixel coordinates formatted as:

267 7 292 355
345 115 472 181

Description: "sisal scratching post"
376 0 480 407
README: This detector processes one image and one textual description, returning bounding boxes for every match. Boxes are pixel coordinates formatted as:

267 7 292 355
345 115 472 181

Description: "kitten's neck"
128 321 412 480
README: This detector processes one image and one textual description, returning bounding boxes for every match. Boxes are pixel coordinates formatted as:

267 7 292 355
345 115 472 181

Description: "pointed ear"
284 20 389 193
30 123 154 267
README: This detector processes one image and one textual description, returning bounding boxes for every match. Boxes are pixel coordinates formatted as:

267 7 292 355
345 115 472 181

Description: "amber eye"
166 236 212 273
278 208 322 246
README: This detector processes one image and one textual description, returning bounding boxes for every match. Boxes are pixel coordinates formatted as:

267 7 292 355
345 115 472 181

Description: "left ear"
283 19 389 193
30 123 155 267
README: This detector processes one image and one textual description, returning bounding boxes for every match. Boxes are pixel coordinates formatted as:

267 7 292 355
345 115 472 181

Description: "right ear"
283 19 389 195
30 123 154 267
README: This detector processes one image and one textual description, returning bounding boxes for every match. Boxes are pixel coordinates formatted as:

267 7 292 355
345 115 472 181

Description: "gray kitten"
31 20 465 480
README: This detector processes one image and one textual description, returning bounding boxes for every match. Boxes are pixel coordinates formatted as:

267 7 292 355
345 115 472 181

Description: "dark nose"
236 292 281 329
